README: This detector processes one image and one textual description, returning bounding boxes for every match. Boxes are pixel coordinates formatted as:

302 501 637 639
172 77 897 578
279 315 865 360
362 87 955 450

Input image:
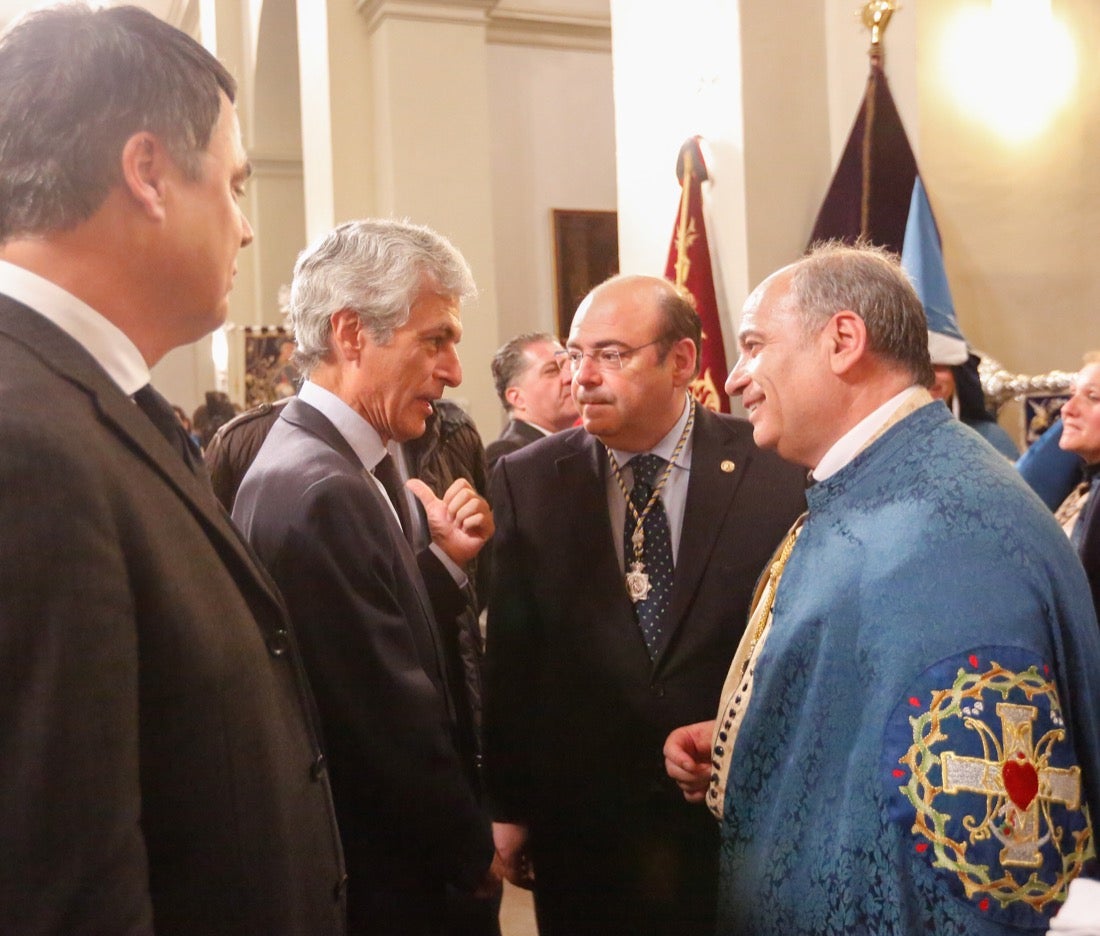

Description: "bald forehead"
573 275 669 332
741 267 796 324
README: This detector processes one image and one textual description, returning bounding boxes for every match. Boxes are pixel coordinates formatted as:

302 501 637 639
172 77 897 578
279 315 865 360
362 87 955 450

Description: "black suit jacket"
232 399 494 934
0 297 345 935
483 408 805 927
1074 472 1100 618
485 418 545 472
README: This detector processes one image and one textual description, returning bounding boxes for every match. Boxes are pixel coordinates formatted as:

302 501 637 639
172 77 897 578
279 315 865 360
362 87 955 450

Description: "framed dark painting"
552 209 619 338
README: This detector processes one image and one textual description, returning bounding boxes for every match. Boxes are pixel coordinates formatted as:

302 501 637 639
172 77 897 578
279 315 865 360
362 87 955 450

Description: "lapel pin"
721 460 736 473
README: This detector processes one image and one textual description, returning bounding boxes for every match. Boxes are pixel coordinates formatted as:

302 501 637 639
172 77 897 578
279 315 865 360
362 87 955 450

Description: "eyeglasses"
554 340 662 372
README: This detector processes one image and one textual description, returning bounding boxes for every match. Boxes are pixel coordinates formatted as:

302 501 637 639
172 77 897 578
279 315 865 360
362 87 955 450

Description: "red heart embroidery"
968 654 979 668
1002 756 1039 811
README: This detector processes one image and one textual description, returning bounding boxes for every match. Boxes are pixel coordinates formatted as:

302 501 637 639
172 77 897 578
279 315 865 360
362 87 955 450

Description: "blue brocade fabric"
718 403 1100 935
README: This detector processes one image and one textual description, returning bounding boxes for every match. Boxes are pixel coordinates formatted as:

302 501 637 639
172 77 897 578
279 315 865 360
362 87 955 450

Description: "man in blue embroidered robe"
664 243 1100 935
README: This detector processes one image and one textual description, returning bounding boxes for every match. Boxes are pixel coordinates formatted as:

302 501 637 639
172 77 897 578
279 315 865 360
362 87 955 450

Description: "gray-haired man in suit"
233 219 503 936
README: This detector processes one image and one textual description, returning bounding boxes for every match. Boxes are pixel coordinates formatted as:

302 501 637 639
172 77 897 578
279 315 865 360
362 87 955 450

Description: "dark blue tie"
624 453 674 660
374 453 415 545
133 384 204 476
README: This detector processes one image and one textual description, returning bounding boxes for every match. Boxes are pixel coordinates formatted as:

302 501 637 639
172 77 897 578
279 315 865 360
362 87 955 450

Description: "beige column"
359 1 500 437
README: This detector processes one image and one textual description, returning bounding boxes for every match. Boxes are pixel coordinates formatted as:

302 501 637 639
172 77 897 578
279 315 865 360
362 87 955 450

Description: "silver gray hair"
790 241 934 388
288 218 476 376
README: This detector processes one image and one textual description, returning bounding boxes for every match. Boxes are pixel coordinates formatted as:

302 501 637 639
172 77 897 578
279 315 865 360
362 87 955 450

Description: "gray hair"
790 241 934 387
288 219 476 376
491 332 558 409
0 4 235 241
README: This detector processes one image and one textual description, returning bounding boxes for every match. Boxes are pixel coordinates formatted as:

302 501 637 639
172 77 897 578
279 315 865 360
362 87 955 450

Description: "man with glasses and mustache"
483 274 805 935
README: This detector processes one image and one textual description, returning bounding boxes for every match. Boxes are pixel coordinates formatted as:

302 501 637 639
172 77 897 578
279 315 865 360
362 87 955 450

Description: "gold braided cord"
607 398 696 566
750 514 805 646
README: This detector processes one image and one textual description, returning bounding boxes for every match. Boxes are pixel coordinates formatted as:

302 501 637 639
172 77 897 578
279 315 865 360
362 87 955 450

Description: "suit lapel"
556 433 643 637
281 397 363 467
665 408 754 650
0 297 287 618
513 420 545 447
283 397 455 705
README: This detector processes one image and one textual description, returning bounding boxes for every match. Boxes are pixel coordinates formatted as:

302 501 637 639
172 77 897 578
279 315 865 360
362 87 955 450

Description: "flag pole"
672 147 694 288
857 1 899 237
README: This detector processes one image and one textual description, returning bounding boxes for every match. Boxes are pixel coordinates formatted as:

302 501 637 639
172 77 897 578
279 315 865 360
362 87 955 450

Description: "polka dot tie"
624 453 674 660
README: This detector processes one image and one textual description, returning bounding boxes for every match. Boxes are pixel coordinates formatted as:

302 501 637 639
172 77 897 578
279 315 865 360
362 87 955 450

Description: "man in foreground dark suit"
483 274 806 935
233 219 502 935
0 5 345 933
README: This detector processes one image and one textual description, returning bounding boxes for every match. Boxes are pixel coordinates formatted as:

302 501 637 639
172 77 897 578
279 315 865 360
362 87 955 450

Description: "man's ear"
330 309 365 362
826 310 868 376
120 131 171 222
504 385 524 413
669 337 699 388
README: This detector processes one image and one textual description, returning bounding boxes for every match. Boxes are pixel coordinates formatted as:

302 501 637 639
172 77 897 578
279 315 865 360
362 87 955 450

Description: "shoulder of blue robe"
718 403 1100 936
883 646 1093 928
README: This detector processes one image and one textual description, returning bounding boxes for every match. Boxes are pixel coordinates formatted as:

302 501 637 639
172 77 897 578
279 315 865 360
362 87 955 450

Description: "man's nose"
439 347 462 387
725 359 749 397
573 353 602 384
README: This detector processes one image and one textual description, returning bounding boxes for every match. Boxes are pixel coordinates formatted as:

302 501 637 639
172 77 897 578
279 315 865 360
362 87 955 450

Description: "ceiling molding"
248 151 304 179
354 0 610 51
486 8 609 53
356 0 497 36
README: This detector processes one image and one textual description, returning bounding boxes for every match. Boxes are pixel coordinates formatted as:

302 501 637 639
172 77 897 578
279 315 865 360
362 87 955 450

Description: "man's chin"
751 424 779 452
580 415 620 446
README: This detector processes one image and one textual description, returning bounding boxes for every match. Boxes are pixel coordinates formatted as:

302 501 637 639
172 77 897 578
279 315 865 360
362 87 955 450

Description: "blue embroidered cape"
719 402 1100 935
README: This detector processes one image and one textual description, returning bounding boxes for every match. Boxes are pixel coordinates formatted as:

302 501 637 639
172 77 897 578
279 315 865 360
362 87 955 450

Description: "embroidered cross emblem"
941 702 1081 867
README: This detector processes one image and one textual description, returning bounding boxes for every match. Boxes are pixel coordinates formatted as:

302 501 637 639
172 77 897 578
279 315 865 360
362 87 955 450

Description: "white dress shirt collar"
0 259 149 395
298 379 391 471
812 386 922 482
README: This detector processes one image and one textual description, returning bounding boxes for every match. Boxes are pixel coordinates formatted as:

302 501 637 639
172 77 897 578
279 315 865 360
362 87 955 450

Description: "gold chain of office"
606 398 696 603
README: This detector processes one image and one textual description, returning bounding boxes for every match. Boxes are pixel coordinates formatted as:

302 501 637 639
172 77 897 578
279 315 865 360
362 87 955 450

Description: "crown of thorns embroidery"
894 659 1093 915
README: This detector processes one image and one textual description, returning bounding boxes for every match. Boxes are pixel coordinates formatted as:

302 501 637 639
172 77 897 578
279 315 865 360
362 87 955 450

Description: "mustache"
575 393 612 406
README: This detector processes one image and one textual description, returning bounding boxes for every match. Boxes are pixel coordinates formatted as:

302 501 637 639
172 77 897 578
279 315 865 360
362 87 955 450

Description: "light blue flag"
900 177 968 365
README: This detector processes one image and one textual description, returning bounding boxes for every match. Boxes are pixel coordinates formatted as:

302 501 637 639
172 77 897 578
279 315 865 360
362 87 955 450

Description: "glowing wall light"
211 325 229 393
941 0 1076 143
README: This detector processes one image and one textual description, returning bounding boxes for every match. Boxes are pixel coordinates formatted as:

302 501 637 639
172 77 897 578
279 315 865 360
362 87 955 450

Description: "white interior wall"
130 0 1100 426
919 0 1100 377
487 42 617 359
